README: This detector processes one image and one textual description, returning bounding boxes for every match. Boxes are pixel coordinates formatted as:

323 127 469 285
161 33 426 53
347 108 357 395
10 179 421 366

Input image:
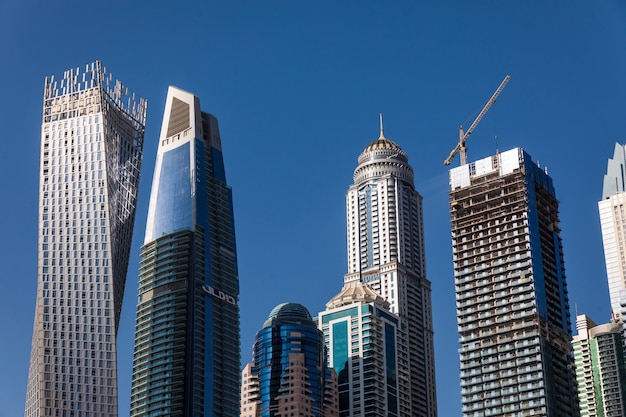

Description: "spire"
379 113 386 140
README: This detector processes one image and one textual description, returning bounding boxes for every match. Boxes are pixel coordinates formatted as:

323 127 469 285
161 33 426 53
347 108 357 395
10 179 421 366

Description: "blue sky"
1 2 625 416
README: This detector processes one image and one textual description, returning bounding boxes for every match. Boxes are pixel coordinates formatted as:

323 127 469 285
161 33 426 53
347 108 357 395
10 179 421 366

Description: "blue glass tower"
241 303 338 417
130 87 240 416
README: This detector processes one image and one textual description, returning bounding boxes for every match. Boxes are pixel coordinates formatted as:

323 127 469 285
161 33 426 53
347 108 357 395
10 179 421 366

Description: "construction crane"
444 75 511 166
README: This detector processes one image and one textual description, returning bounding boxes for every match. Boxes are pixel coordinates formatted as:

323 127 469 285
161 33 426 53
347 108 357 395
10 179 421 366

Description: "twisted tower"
25 61 146 417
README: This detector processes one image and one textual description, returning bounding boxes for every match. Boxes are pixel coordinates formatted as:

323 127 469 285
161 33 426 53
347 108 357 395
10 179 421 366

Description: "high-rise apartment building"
342 121 436 416
25 61 146 417
240 303 338 417
130 87 240 416
599 143 626 320
240 363 260 417
448 148 579 416
319 281 401 417
573 314 626 416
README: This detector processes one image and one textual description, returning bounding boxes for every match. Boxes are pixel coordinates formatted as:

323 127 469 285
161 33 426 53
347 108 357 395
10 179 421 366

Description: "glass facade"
130 87 240 417
241 303 338 417
332 321 349 413
149 142 192 239
25 61 146 417
320 282 400 417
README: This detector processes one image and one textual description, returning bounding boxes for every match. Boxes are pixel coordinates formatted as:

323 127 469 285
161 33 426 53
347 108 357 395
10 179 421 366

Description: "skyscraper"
25 61 146 417
342 119 436 416
599 143 626 321
573 314 626 417
130 87 240 416
319 281 401 417
448 148 579 416
241 303 338 417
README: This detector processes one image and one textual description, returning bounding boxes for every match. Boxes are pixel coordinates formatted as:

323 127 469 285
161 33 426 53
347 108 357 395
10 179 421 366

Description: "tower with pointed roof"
130 86 240 417
336 117 436 416
599 143 626 321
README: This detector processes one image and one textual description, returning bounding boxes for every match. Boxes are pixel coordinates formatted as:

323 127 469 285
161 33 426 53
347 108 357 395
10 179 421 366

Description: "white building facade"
343 122 436 416
599 143 626 320
25 62 146 417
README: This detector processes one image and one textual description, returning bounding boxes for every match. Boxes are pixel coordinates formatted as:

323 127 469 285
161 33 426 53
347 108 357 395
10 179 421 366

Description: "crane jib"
444 75 511 166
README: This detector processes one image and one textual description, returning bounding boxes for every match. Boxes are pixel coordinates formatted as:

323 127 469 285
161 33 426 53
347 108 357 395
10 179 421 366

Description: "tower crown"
267 302 312 320
360 136 405 157
353 131 413 185
326 281 390 310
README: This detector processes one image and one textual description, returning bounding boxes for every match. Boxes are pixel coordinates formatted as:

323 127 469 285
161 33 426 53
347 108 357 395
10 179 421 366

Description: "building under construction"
448 148 579 416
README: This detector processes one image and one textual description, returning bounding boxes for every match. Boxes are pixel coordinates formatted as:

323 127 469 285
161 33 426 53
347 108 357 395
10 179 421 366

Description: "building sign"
201 284 237 305
362 273 380 284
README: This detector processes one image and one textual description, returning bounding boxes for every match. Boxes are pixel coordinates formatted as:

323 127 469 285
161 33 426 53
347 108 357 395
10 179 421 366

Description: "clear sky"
1 1 625 416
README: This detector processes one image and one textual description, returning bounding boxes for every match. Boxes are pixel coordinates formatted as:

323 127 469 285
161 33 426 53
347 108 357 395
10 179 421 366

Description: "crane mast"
444 75 511 166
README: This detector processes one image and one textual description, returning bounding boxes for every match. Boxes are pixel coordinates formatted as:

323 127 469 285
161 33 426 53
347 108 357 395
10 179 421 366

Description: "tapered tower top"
602 142 626 200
